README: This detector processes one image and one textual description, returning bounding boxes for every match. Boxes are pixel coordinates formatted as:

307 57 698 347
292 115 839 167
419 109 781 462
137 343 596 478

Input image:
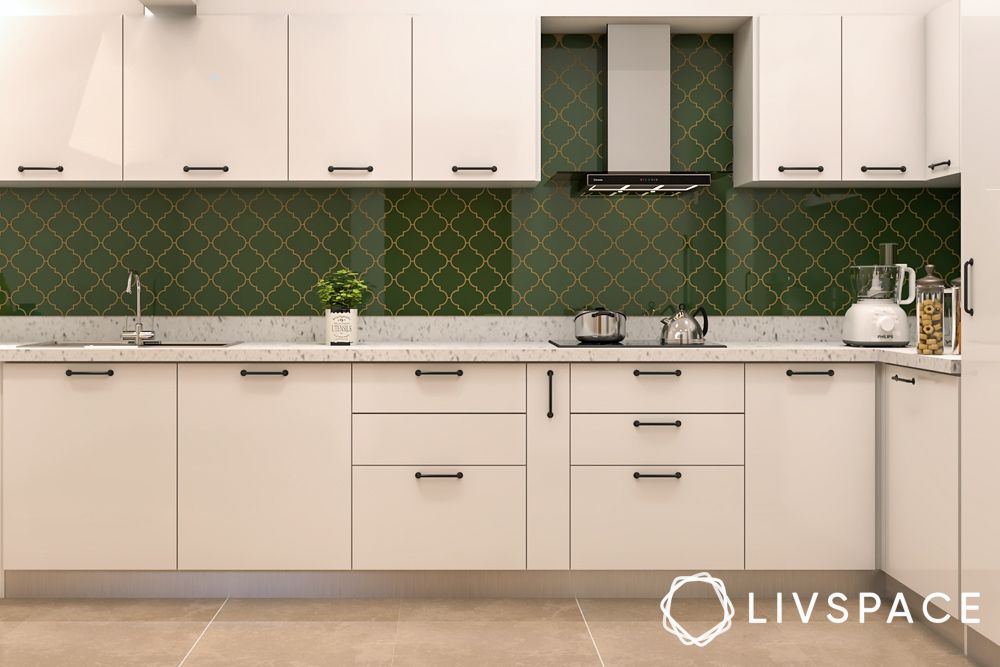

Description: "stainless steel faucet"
121 269 155 345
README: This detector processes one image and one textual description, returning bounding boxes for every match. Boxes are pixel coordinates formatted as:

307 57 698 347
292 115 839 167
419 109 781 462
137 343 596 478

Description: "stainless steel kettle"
660 305 709 345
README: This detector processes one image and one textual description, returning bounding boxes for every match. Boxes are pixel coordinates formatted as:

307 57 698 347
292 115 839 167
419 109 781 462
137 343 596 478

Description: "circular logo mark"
660 572 736 647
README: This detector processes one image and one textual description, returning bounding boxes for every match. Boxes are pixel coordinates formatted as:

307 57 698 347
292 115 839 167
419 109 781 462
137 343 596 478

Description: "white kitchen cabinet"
353 413 525 465
289 15 411 184
925 0 961 181
2 363 176 570
177 364 351 570
882 366 959 616
124 15 287 183
527 364 569 570
0 16 122 184
745 364 876 570
842 16 925 183
570 363 744 413
412 14 540 186
352 363 526 413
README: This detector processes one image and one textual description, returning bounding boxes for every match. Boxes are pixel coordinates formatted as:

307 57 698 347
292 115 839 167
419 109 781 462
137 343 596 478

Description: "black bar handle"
778 165 824 173
786 370 835 377
452 165 498 173
891 374 916 385
861 165 907 173
415 369 464 377
928 160 952 171
240 369 289 377
415 472 464 479
18 165 64 173
963 259 974 316
65 369 114 377
633 472 682 479
328 166 374 173
633 420 682 428
633 369 682 377
546 370 554 419
183 165 229 173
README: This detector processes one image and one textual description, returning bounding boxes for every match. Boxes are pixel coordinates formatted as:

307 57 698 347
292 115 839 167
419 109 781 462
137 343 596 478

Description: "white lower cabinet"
353 466 526 570
882 366 959 615
745 364 876 570
2 363 176 570
177 364 351 570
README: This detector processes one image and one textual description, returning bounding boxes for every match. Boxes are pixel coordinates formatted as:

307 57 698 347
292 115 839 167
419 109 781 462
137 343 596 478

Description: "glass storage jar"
916 265 947 355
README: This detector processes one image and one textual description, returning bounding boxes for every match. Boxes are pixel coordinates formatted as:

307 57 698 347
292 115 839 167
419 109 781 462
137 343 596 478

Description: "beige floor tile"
578 597 761 623
0 601 39 622
13 598 224 622
0 621 205 667
217 598 400 622
399 598 583 622
183 621 397 666
392 620 599 666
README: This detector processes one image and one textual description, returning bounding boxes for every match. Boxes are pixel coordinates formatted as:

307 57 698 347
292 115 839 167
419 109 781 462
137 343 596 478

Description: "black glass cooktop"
549 339 728 348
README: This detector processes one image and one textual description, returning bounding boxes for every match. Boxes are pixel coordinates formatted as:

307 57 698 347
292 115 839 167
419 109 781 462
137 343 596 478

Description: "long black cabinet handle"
861 165 907 173
778 165 824 173
328 166 374 173
546 370 554 419
633 369 682 377
415 369 464 377
963 259 974 316
240 369 289 377
928 160 952 171
633 420 682 428
452 165 497 173
18 165 63 173
891 374 916 385
66 369 113 377
183 165 229 173
634 472 682 479
415 472 464 479
786 369 835 377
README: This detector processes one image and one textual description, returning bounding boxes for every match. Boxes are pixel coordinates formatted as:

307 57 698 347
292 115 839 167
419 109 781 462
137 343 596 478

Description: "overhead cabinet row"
0 15 540 186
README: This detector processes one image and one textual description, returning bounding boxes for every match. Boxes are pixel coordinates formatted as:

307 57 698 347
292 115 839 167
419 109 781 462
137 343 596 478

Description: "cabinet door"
745 364 876 569
842 16 925 182
756 16 842 182
0 16 122 184
2 363 176 570
527 364 569 570
124 16 287 183
289 15 411 183
882 367 959 616
178 364 351 570
412 14 539 185
925 0 961 180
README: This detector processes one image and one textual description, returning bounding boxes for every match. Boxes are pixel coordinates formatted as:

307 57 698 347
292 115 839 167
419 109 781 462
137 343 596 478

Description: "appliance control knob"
877 316 896 332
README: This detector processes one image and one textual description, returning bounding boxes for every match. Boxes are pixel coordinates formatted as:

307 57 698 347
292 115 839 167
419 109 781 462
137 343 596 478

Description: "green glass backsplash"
0 34 959 317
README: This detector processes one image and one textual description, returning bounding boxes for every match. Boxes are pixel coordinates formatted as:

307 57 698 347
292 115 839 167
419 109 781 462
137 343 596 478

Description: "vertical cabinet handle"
546 370 554 419
963 258 974 316
785 370 835 377
18 165 64 173
778 165 824 173
65 369 114 376
891 374 916 385
861 165 907 173
928 160 952 171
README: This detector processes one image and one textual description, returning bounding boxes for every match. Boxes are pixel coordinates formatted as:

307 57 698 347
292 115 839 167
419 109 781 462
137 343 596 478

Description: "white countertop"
0 341 961 375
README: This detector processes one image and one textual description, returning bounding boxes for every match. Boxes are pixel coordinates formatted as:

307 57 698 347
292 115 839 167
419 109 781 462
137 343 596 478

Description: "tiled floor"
0 597 975 666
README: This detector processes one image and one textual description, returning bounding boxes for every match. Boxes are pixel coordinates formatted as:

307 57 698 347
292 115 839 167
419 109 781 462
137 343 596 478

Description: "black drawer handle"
547 370 554 419
778 165 824 173
452 165 497 173
891 374 916 385
928 160 952 171
633 420 682 428
634 472 682 480
415 369 464 377
861 165 906 173
240 369 289 377
633 369 682 377
183 165 229 173
963 258 974 316
415 472 464 479
786 370 835 377
328 166 374 173
66 369 113 377
18 165 64 173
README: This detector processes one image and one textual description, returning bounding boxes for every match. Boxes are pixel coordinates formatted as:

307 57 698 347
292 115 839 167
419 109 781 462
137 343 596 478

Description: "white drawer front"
352 363 526 413
571 466 744 570
353 414 525 465
353 466 526 570
571 414 744 465
570 363 744 413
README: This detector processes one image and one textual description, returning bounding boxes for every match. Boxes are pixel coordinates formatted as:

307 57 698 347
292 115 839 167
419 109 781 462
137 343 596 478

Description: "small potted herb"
316 269 368 345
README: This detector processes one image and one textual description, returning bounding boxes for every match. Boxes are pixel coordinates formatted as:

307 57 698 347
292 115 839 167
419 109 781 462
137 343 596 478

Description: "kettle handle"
693 306 709 336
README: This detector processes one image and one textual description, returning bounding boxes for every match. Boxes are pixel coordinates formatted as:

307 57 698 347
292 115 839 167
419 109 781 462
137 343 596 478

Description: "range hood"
581 24 711 196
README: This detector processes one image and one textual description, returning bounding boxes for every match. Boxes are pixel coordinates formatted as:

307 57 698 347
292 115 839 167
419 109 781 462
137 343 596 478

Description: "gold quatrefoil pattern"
0 34 959 317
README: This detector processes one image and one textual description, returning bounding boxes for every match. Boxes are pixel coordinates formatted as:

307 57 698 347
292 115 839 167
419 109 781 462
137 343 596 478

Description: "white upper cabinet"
0 16 123 184
123 15 287 183
412 14 540 186
289 15 411 184
925 0 961 181
842 15 925 182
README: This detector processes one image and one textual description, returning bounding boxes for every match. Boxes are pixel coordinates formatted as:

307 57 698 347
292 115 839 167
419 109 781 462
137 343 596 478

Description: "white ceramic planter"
325 309 357 345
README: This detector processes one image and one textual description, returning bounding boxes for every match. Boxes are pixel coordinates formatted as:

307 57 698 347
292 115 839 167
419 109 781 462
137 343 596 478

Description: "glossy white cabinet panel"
124 15 287 183
353 413 525 465
352 363 526 413
925 0 961 180
570 363 744 414
527 364 569 569
0 16 122 184
571 413 744 465
177 364 351 570
289 15 411 184
2 364 176 570
745 363 876 570
412 14 540 186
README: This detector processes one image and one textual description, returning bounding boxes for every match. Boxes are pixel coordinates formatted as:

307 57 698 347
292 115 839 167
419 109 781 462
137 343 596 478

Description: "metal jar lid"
916 264 947 288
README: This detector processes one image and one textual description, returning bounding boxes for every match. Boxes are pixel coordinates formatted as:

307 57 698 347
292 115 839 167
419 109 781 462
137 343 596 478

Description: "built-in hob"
548 339 728 348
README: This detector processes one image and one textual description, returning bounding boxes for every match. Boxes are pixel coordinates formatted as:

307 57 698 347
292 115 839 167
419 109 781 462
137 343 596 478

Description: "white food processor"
842 262 917 347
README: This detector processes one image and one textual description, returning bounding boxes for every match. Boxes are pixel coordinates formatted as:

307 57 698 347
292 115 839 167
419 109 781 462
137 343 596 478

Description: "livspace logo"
659 572 982 648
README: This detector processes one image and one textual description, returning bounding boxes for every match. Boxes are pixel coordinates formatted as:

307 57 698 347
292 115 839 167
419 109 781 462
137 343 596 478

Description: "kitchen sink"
19 341 239 348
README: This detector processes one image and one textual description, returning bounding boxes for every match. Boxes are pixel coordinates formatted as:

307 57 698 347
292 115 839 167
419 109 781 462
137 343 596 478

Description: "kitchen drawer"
570 363 744 413
352 363 526 413
353 414 525 465
571 466 744 570
571 414 743 465
353 466 526 570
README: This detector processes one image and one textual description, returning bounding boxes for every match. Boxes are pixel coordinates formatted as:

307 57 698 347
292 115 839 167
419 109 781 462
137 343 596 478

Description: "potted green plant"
316 269 368 345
